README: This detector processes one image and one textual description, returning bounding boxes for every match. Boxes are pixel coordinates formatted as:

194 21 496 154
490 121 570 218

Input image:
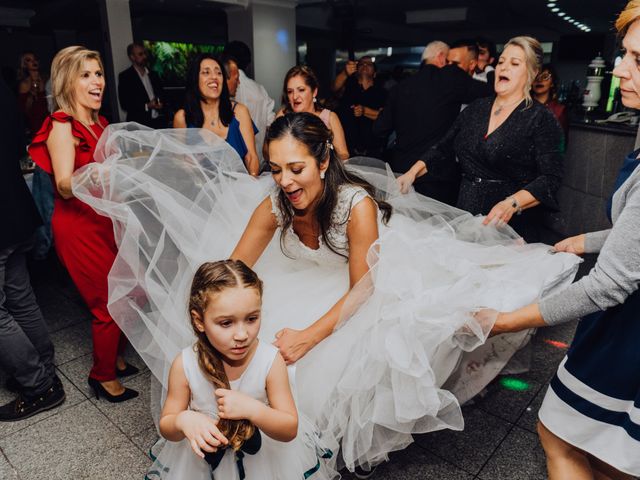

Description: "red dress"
29 111 124 382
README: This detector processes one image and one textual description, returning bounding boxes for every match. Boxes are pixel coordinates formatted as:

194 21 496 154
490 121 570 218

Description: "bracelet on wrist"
506 196 522 215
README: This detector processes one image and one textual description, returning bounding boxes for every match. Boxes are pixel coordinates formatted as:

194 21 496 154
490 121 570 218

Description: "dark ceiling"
0 0 630 45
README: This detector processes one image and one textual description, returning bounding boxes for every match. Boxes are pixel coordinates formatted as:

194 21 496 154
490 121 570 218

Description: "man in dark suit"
0 76 64 421
373 40 494 205
117 42 165 127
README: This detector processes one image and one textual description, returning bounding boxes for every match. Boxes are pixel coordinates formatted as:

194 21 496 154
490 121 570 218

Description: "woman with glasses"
533 64 568 142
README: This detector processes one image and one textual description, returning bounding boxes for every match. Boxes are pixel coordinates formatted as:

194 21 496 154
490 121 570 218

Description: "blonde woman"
29 46 138 403
398 36 564 243
491 3 640 478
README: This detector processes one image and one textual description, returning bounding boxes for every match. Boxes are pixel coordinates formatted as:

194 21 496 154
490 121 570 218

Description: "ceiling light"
565 16 572 20
558 12 565 17
551 7 559 12
546 1 555 5
585 28 591 32
405 7 468 24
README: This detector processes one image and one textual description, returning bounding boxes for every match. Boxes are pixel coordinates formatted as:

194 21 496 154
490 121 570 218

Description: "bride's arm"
231 196 278 267
275 197 379 364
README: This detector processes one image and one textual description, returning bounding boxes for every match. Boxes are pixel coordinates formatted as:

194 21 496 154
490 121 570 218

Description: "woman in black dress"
398 36 563 243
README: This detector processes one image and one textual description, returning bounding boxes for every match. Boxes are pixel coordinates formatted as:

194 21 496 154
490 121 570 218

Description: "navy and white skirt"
539 288 640 475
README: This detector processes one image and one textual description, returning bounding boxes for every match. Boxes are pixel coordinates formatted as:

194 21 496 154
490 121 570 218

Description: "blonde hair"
188 260 263 451
50 46 104 122
503 36 543 106
616 0 640 35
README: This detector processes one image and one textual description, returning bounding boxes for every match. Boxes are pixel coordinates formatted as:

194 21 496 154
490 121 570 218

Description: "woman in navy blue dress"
173 53 259 176
490 3 640 478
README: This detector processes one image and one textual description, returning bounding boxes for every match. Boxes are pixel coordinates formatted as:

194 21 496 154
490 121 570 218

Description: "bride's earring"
320 171 325 180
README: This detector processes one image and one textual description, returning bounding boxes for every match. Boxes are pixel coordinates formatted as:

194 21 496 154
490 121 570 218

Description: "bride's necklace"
210 116 219 127
493 97 524 116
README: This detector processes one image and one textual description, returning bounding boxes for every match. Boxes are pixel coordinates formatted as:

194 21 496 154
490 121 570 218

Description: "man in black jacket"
0 77 64 421
373 40 493 205
117 42 165 127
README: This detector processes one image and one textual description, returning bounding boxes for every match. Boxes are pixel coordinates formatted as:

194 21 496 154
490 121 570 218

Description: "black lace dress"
422 97 564 242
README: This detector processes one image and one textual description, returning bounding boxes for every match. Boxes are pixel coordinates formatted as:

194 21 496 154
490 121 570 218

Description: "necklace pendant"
494 106 503 116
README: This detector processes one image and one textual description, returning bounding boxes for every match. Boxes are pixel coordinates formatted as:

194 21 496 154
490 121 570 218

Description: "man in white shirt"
224 41 275 167
118 43 165 127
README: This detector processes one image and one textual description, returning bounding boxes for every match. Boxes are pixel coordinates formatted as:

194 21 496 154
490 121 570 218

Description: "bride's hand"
273 328 314 365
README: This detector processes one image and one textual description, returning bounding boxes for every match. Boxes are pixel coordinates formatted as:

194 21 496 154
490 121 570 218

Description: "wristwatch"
507 196 522 215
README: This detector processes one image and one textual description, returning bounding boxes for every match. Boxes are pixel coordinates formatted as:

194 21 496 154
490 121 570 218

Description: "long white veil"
72 123 581 471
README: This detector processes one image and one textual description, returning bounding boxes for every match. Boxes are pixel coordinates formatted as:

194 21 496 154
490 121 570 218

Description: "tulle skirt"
73 124 581 473
146 416 335 480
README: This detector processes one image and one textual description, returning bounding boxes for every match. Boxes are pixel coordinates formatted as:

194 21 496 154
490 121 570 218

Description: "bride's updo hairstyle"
188 259 263 451
266 112 392 258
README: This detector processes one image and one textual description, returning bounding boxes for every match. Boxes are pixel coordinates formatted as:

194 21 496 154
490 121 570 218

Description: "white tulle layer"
147 415 335 480
73 124 581 474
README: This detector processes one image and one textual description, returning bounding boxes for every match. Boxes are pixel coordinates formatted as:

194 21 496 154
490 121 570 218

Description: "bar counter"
545 120 637 238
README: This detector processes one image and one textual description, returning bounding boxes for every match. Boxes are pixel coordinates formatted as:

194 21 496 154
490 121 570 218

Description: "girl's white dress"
148 341 334 479
73 126 581 473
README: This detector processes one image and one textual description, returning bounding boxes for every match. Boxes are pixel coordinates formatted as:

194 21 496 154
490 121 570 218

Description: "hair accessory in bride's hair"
326 140 334 151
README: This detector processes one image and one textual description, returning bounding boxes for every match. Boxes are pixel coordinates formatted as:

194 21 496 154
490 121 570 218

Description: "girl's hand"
396 171 416 194
552 234 585 255
273 328 315 365
483 199 517 226
215 388 263 421
175 410 228 458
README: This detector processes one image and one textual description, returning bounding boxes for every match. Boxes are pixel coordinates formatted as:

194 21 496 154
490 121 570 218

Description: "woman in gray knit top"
491 3 640 478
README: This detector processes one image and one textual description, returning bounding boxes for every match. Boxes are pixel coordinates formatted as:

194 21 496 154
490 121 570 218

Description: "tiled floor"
0 256 593 479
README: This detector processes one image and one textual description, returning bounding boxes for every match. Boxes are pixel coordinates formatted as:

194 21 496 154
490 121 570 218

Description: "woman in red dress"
29 46 138 402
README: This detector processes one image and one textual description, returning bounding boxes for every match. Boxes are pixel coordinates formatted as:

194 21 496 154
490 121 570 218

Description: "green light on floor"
499 377 531 392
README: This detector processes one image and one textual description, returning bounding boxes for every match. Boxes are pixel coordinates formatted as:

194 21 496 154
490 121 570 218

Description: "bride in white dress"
72 113 580 474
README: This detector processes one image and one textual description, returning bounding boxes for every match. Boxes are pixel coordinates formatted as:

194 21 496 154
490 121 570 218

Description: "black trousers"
0 236 55 397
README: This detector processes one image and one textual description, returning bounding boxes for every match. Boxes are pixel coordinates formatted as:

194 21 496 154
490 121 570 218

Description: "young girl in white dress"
149 259 334 480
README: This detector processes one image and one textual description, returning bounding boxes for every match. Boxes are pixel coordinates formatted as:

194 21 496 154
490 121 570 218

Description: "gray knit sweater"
539 163 640 325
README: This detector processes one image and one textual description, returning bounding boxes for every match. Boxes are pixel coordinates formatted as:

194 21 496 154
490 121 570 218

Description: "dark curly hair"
266 112 392 259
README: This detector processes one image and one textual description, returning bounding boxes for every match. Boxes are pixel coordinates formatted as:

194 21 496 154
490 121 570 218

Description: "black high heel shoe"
87 378 139 403
116 363 140 378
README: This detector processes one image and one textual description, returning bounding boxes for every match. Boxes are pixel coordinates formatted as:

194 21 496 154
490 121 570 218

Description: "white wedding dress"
73 124 581 473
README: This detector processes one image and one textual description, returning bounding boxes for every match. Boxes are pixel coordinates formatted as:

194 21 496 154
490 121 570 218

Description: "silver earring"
320 171 325 180
313 96 317 103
